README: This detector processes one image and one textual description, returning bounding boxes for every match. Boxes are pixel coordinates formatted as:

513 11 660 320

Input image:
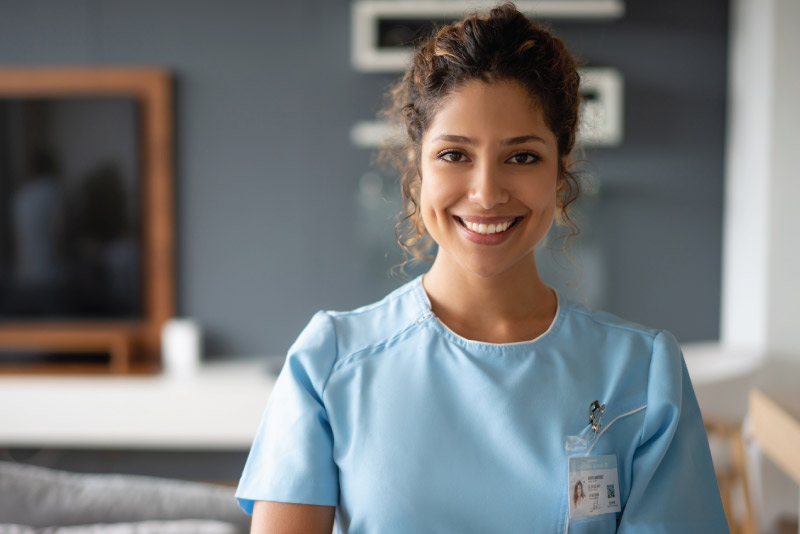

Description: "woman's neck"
422 253 557 344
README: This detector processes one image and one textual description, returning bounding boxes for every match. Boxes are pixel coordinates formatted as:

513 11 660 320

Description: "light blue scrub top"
236 277 728 533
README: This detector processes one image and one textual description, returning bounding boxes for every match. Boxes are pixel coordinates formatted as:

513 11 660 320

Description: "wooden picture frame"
0 68 174 374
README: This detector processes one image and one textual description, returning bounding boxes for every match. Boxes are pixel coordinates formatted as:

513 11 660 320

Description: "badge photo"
568 454 621 519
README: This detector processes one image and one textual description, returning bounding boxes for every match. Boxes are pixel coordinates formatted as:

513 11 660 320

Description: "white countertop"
0 359 277 450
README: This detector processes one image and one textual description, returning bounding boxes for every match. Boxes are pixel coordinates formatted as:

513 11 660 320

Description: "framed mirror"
0 68 174 373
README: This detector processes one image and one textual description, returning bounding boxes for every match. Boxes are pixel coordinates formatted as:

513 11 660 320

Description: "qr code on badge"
607 484 616 499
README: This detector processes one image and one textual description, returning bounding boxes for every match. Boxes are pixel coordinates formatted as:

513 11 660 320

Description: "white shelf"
0 360 277 450
352 0 626 72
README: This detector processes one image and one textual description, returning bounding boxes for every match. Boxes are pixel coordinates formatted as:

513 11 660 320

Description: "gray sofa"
0 461 250 534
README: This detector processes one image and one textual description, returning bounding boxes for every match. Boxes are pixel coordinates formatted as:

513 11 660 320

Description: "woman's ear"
556 155 570 196
556 175 566 194
559 155 570 179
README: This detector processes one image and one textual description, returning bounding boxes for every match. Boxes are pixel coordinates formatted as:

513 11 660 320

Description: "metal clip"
589 400 606 433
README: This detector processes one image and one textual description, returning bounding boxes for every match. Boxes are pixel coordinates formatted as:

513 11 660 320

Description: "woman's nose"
468 164 509 210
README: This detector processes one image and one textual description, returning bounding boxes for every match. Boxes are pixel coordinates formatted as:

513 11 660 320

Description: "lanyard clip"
589 400 606 433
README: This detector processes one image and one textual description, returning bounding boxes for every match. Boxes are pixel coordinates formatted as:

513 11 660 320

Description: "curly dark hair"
379 2 582 261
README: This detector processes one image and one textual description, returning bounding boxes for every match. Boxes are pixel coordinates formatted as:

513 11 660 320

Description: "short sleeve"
235 311 339 514
618 330 729 533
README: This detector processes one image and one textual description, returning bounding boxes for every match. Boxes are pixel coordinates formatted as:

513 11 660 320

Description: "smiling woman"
235 3 729 533
418 80 563 342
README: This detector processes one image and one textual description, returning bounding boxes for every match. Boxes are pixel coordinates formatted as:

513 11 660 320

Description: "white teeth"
461 219 514 235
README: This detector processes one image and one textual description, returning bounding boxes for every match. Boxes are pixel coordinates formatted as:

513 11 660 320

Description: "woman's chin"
453 258 524 281
444 248 538 281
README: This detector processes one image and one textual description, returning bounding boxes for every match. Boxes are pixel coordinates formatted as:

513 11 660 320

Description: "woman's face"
419 79 562 279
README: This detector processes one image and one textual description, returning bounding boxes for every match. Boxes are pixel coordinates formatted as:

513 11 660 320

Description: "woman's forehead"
423 80 555 145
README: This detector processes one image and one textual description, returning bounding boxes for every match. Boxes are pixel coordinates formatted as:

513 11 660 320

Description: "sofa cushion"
0 461 248 532
0 520 240 534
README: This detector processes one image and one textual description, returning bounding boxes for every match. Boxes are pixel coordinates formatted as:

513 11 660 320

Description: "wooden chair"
705 418 758 534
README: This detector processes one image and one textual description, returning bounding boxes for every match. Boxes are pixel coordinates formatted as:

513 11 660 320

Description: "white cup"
161 318 202 377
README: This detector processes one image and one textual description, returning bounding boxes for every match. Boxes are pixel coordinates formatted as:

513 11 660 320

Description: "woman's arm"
617 331 728 532
237 313 340 530
251 501 335 534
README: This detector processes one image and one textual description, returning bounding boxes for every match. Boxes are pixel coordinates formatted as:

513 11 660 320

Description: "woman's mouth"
455 216 522 235
453 216 523 245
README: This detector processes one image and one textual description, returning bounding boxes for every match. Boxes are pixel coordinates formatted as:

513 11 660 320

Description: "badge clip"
589 400 605 433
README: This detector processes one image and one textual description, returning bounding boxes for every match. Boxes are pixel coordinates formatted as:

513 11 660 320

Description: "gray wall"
0 0 728 360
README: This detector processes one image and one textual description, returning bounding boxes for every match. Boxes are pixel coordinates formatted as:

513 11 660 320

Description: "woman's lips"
454 215 521 244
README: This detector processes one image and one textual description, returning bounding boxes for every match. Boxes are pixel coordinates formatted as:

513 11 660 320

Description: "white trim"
352 1 626 72
415 276 563 347
585 404 647 456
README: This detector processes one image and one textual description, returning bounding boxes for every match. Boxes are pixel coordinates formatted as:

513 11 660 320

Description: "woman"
573 480 586 511
236 4 728 533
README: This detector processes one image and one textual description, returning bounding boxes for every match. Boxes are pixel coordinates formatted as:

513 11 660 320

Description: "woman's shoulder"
294 276 429 362
331 276 425 319
555 294 683 365
558 294 662 341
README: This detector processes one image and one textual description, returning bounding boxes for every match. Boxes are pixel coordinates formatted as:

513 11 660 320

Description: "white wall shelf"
0 360 276 450
352 0 625 72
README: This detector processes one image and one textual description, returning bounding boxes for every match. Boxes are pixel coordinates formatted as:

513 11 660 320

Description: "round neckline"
411 275 564 350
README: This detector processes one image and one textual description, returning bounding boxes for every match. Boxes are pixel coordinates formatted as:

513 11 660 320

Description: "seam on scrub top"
585 404 648 456
414 276 567 353
324 278 425 378
411 274 432 313
635 331 660 449
320 311 340 397
329 314 429 374
428 292 564 353
330 278 420 318
570 307 661 339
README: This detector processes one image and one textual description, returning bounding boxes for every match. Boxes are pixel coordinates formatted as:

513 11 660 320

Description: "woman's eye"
439 151 466 163
508 152 539 164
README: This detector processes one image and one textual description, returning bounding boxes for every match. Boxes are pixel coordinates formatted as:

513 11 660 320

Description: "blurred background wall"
0 0 728 359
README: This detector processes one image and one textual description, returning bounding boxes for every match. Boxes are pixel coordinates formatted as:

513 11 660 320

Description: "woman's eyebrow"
500 135 546 146
431 134 546 146
432 134 474 144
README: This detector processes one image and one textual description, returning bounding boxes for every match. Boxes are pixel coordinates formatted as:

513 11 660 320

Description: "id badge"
568 455 621 518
